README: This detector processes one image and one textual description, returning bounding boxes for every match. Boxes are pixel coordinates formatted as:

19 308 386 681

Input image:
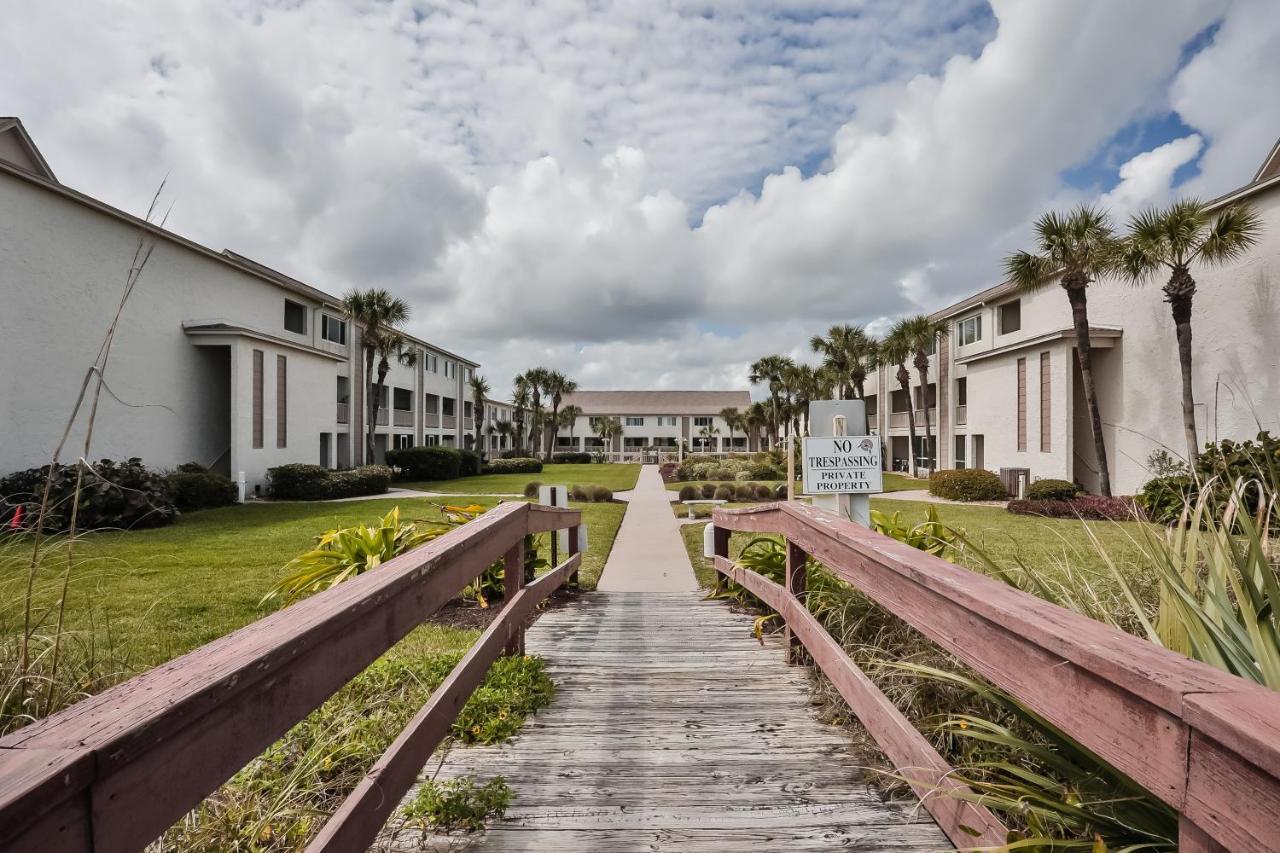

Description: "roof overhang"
183 320 347 361
955 326 1122 365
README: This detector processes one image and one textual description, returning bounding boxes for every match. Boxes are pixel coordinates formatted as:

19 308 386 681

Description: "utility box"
998 467 1030 499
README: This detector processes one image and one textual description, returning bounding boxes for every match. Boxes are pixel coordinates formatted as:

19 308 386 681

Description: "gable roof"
0 117 56 182
561 390 752 416
1253 136 1280 184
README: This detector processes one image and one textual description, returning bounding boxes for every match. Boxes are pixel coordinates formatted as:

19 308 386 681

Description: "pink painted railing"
711 501 1280 852
0 501 582 853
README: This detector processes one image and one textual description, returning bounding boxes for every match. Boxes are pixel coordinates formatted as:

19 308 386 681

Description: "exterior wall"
561 412 757 451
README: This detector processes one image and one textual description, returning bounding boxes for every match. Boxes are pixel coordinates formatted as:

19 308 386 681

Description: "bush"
754 483 774 501
0 458 176 532
1007 497 1144 522
484 458 543 475
552 452 593 464
774 483 788 500
1027 479 1078 501
267 464 390 500
386 446 461 481
570 483 590 501
733 483 756 502
659 462 679 482
700 483 718 499
589 485 613 503
747 462 783 480
929 469 1007 502
678 484 699 501
713 485 734 501
523 481 542 498
166 466 237 510
1137 475 1196 525
401 776 513 833
459 449 483 477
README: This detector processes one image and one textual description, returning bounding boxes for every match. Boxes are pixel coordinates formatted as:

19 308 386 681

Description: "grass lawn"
666 472 924 494
405 463 640 494
3 495 625 671
680 497 1155 595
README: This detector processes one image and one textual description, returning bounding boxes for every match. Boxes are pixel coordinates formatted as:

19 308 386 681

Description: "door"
973 434 985 470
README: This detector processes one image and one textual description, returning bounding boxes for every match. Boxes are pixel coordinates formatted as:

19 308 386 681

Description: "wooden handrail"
711 501 1280 852
0 500 582 853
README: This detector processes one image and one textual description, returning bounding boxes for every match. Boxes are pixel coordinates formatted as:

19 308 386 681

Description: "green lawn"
666 472 924 494
405 463 640 495
4 495 625 671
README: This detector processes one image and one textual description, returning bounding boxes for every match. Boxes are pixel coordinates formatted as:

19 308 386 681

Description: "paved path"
597 465 698 592
383 593 947 851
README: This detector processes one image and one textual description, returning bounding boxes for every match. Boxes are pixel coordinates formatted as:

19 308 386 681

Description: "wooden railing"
711 501 1280 853
0 500 583 853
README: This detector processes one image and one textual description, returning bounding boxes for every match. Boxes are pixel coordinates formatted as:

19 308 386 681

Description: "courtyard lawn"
404 462 641 494
4 495 625 671
665 471 923 494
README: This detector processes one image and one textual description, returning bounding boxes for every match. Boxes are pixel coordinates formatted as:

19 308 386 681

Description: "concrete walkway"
597 465 698 592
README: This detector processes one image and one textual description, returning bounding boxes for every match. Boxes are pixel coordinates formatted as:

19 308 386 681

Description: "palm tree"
1114 200 1262 463
745 402 768 450
749 355 795 448
511 375 532 454
809 324 877 399
719 407 741 451
900 314 949 472
784 362 821 436
494 419 514 454
593 415 623 455
1006 205 1118 495
558 404 584 444
469 374 491 460
698 423 720 452
522 367 553 458
542 371 579 459
343 288 413 463
850 334 880 400
881 322 920 477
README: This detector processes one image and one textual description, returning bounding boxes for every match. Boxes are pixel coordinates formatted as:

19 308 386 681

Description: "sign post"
802 400 881 526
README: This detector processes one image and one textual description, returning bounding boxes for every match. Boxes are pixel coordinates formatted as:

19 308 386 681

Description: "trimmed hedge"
166 465 237 510
700 483 718 499
267 464 391 500
677 484 699 501
929 469 1008 502
386 447 461 481
713 485 734 501
523 481 542 498
484 458 543 475
552 452 593 464
1026 478 1078 501
1 458 176 532
1008 496 1144 522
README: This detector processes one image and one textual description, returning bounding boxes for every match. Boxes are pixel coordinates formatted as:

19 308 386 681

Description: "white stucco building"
557 390 762 456
867 136 1280 495
0 117 481 492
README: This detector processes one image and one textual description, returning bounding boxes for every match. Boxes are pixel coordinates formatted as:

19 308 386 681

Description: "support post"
503 539 525 656
786 434 795 501
784 540 807 664
567 524 581 588
712 524 730 561
1178 817 1227 853
808 401 872 527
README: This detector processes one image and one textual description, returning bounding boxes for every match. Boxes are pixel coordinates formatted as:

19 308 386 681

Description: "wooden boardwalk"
381 592 948 851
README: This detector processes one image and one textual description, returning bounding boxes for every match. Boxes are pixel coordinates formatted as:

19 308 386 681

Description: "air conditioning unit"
998 467 1030 499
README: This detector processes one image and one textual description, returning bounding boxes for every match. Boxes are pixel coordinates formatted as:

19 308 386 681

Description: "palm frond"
1195 203 1263 266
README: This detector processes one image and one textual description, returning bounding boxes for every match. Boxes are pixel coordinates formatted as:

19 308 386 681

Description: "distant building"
558 390 760 456
0 117 482 491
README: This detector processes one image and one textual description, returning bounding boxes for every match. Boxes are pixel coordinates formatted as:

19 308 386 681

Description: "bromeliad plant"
262 504 488 607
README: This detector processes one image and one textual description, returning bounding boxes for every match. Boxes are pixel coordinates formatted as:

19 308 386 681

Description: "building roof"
0 117 56 181
561 390 752 416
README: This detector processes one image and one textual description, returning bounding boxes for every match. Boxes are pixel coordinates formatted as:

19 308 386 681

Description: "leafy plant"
522 481 542 498
485 457 542 474
870 505 959 558
929 469 1008 502
1008 496 1144 522
385 446 461 480
1027 479 1079 501
1 458 176 532
166 465 237 510
401 776 513 832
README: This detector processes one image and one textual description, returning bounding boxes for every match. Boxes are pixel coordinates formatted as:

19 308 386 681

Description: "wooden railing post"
784 539 807 665
567 524 581 588
712 524 730 561
503 539 526 656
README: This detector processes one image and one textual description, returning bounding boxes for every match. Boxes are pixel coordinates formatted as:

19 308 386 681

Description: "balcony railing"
464 418 474 431
376 407 389 426
955 405 967 426
888 409 938 430
443 415 457 429
889 412 908 429
393 409 413 428
425 413 440 428
337 402 349 424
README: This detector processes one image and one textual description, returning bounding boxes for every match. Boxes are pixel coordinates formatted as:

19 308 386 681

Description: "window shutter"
277 355 287 448
252 350 264 449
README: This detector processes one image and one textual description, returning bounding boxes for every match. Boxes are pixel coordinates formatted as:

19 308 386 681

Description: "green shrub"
928 468 1007 501
1137 475 1196 525
522 481 542 498
677 484 699 501
734 470 753 481
1008 497 1142 522
1 458 176 532
700 483 718 499
459 449 483 476
733 483 756 501
552 452 592 464
1026 478 1078 501
588 485 613 503
754 483 774 501
774 483 788 500
713 485 734 501
569 483 590 501
166 468 237 510
385 446 461 480
401 776 513 832
327 465 392 498
747 462 783 480
484 458 543 475
267 464 390 500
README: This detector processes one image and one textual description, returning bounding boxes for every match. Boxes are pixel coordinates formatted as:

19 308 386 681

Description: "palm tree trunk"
1165 268 1199 464
364 348 377 462
915 356 932 473
374 356 391 466
547 403 560 459
1064 280 1112 496
898 366 918 477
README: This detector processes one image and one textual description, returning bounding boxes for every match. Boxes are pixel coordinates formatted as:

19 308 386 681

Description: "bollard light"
703 522 716 558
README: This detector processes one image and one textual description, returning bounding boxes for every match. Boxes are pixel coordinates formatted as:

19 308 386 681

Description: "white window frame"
320 314 346 345
625 416 645 427
956 314 982 346
693 416 713 427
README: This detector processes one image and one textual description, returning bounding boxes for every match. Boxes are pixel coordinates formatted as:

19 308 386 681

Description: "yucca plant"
262 504 487 607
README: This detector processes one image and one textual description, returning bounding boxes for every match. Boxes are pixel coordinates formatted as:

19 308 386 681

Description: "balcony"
425 413 440 428
443 415 457 429
888 409 938 430
337 402 349 424
377 407 389 426
889 412 909 429
464 417 474 431
393 409 413 428
955 405 967 426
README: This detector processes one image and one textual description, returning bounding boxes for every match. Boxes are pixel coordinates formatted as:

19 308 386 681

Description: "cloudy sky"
3 0 1278 396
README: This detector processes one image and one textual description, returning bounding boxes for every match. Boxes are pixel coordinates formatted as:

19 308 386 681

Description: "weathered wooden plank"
307 552 581 853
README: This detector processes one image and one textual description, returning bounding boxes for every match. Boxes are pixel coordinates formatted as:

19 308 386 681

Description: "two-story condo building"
557 390 761 455
0 117 481 492
867 135 1280 495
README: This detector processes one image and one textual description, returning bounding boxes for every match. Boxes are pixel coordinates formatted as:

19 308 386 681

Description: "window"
442 397 456 416
1040 351 1051 452
393 387 412 411
955 435 967 469
276 355 287 448
283 300 307 335
464 401 473 419
1016 357 1027 452
321 314 346 344
998 300 1021 335
424 434 440 446
956 314 982 346
625 416 644 426
955 377 967 406
394 434 414 449
589 417 603 428
252 350 264 448
444 361 454 379
465 367 473 383
424 393 439 414
693 416 713 427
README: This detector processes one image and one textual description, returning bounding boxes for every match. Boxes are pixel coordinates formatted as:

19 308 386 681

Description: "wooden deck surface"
378 592 949 852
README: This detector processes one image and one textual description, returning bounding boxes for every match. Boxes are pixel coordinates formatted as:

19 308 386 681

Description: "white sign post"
803 400 881 526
